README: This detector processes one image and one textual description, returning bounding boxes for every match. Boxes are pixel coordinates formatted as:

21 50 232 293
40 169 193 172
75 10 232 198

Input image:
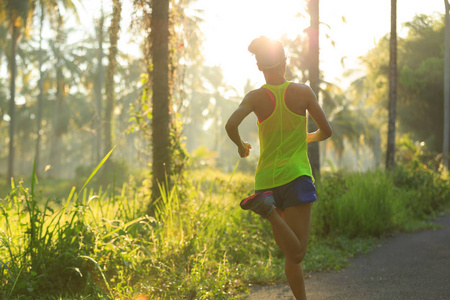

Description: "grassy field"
0 160 449 299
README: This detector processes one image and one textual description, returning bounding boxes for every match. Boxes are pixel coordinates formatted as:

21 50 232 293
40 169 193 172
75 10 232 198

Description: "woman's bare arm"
305 86 332 143
225 94 254 157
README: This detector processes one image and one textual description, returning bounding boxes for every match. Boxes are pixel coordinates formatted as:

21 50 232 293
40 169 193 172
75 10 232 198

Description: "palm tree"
94 6 105 164
104 0 122 172
386 0 397 170
35 0 78 176
47 11 83 177
150 0 171 203
307 0 321 178
132 0 204 202
1 0 34 181
35 0 46 176
347 76 384 168
444 0 450 169
49 11 66 177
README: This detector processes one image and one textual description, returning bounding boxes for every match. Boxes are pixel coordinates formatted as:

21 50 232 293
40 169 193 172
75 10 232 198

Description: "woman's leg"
267 203 312 300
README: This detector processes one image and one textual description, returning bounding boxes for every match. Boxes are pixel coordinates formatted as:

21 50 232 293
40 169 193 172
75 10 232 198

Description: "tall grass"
0 150 153 299
326 172 396 237
0 159 449 299
313 166 450 239
0 159 267 299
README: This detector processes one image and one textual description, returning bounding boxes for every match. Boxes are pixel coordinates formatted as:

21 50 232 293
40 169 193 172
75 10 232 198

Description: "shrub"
0 183 103 298
313 172 397 238
312 172 349 237
330 172 397 237
393 164 450 218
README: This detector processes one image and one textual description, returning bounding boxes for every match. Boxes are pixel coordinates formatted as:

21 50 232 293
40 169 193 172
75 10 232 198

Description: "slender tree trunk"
50 14 64 178
94 9 104 164
35 1 45 176
50 66 64 177
443 0 450 169
386 0 397 170
8 23 19 181
374 130 381 168
150 0 171 203
307 0 321 179
104 0 121 171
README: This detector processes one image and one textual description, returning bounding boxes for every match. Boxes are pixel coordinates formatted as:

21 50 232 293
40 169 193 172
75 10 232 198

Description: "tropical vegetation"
0 0 449 299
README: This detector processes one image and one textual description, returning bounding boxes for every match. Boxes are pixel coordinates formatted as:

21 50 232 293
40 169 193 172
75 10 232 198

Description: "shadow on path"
246 214 450 300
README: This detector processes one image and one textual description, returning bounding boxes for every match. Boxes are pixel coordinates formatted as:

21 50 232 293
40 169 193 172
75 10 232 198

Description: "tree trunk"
374 130 381 168
50 14 65 178
386 0 397 170
49 66 64 177
307 0 321 179
104 0 121 171
443 0 450 169
94 9 104 164
150 0 171 203
7 23 19 181
35 1 45 176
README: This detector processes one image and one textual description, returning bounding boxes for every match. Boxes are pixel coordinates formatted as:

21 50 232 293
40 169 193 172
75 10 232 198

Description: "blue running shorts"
255 175 317 210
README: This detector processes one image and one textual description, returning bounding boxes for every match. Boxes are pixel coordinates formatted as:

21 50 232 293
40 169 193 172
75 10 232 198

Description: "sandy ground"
245 213 450 300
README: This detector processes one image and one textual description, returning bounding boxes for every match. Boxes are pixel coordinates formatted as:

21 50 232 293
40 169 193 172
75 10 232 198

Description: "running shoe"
240 191 275 218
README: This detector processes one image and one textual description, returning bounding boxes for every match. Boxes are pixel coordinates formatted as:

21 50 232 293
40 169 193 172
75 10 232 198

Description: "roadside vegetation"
1 143 448 299
1 2 449 298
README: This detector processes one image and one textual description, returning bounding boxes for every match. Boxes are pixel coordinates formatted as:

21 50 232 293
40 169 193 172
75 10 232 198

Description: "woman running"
225 36 332 300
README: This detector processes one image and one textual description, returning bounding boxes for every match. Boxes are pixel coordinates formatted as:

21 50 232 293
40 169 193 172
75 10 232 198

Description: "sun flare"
196 0 311 92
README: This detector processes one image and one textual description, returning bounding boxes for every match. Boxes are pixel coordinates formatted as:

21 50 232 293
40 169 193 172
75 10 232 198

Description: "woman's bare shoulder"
287 82 315 101
289 82 314 94
244 88 266 102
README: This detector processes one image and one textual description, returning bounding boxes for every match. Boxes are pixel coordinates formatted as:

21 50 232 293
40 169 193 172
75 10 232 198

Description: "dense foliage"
360 14 446 154
1 150 448 299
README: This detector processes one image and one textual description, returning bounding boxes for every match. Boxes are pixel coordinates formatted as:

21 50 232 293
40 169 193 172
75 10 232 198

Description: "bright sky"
78 0 444 93
192 0 444 92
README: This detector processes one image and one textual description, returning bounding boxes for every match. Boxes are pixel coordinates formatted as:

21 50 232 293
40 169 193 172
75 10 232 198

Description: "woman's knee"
287 248 307 264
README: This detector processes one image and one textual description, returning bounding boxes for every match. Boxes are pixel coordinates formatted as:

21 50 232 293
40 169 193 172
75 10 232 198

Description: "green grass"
0 176 73 200
1 160 449 299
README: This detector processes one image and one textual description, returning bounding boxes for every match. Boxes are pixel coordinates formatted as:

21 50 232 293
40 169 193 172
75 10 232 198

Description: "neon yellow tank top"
255 81 313 190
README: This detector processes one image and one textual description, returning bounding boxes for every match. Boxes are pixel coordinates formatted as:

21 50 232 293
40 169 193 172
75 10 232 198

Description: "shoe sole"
240 191 274 210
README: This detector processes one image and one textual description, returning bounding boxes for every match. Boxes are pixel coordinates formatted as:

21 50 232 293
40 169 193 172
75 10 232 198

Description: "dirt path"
246 214 450 300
